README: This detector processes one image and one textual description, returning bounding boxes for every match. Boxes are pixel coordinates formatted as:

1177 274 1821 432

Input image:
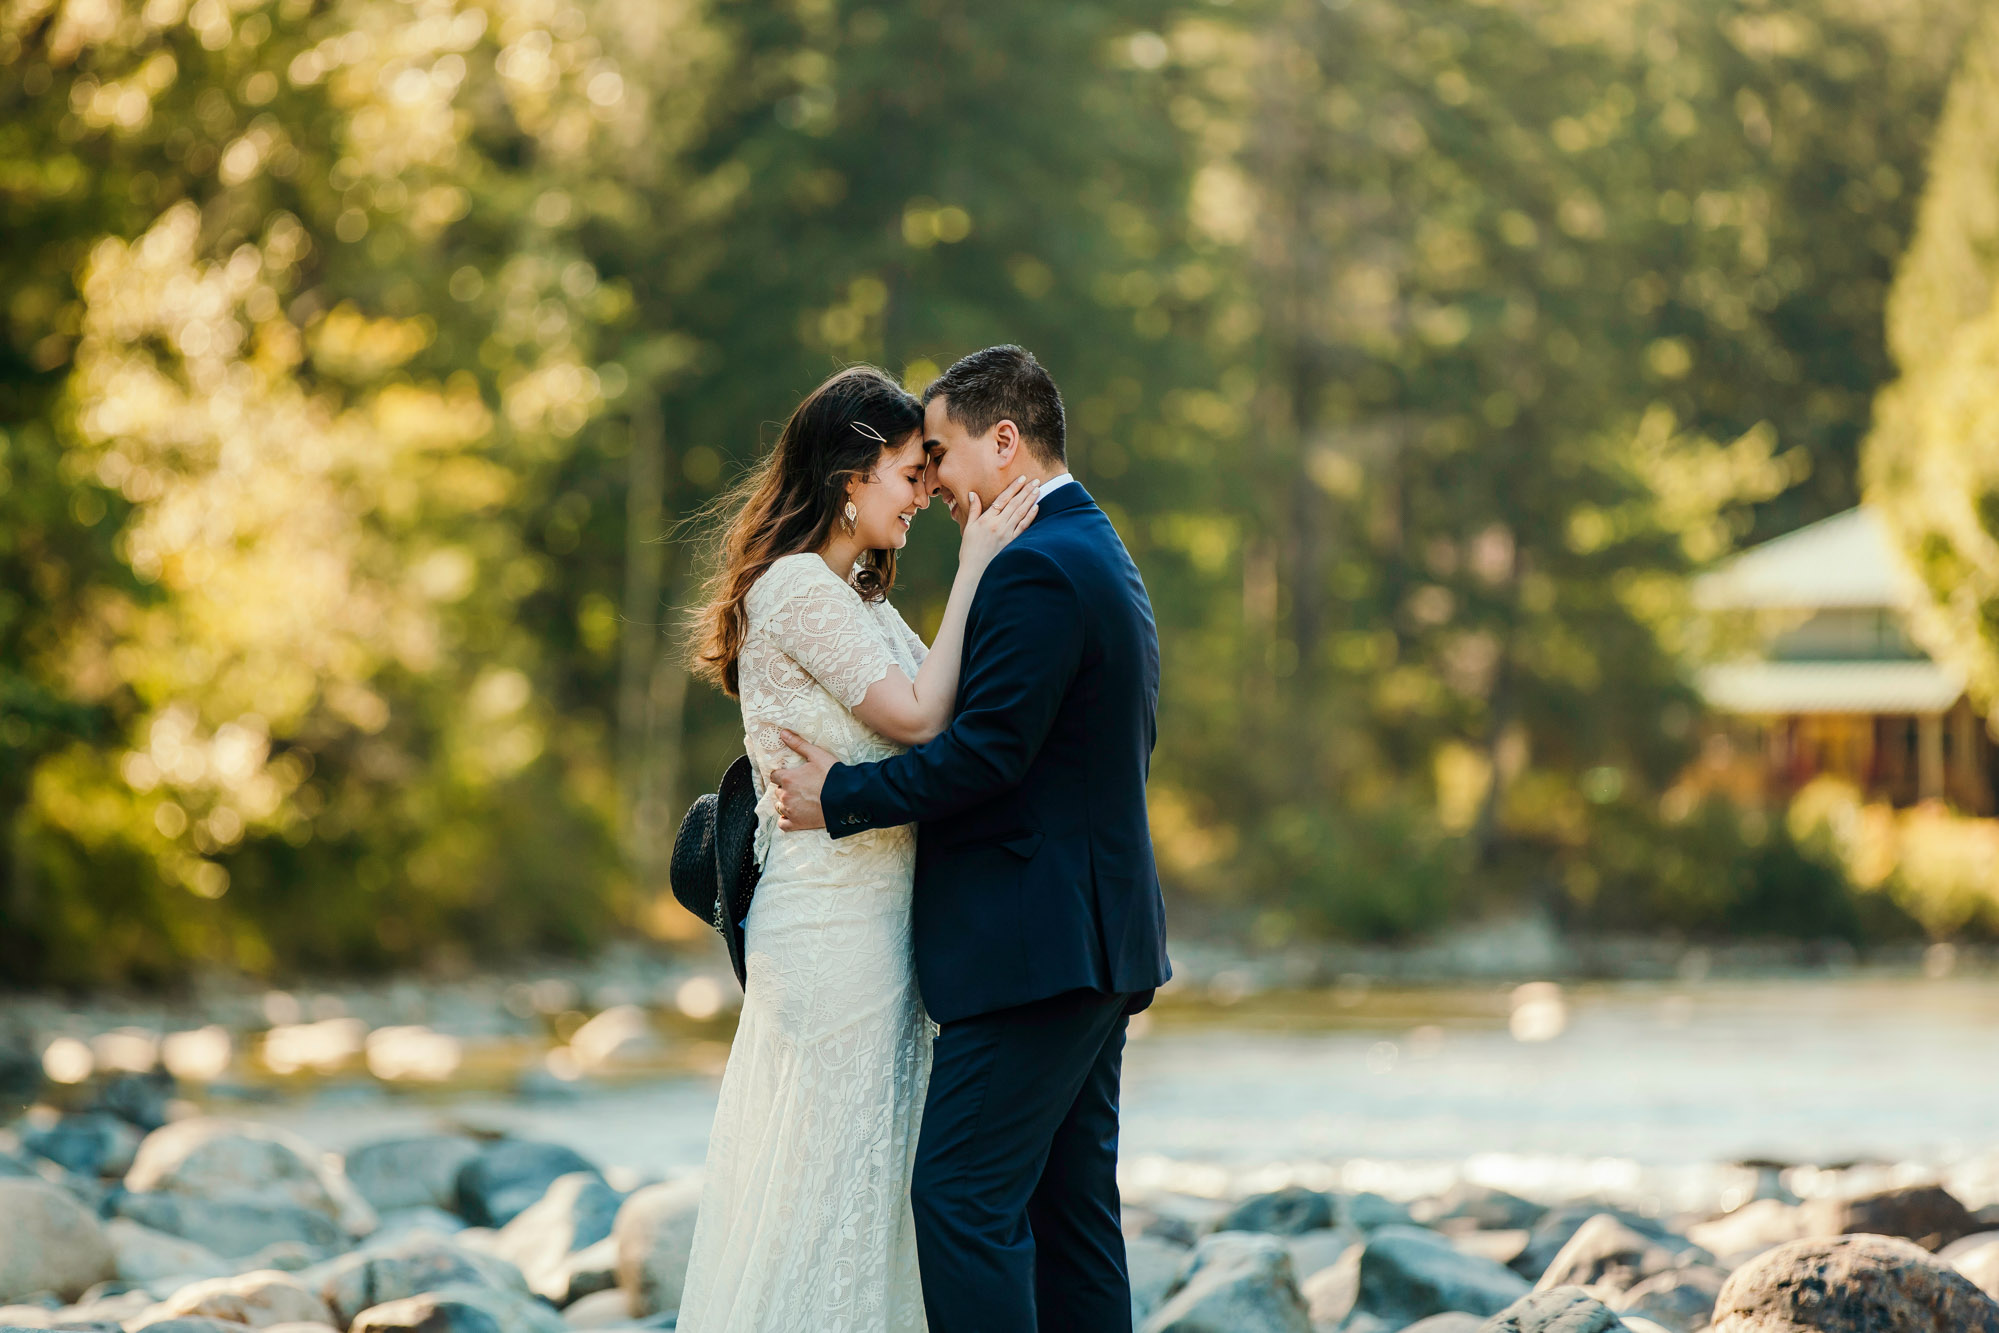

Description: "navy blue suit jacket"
821 481 1172 1024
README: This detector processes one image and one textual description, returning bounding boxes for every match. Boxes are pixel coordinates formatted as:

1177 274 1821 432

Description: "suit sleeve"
821 547 1082 836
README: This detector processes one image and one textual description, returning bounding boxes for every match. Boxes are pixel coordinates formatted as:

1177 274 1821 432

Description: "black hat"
669 755 761 988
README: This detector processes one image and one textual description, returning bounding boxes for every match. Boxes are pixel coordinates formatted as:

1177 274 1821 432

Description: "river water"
252 974 1999 1216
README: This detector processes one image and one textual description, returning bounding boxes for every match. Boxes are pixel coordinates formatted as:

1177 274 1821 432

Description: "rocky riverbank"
4 1102 1999 1333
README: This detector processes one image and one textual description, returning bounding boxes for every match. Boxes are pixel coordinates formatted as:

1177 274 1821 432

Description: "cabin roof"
1693 506 1921 611
1696 660 1965 716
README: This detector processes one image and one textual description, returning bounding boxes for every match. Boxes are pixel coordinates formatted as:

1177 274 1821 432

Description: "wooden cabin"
1690 507 1998 815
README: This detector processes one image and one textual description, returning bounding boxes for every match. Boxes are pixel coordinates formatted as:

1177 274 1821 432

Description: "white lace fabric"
678 551 934 1332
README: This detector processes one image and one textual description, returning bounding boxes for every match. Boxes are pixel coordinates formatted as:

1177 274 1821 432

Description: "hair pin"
849 420 889 444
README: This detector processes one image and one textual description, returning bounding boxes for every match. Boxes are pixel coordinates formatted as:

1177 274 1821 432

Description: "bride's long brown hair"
690 366 924 697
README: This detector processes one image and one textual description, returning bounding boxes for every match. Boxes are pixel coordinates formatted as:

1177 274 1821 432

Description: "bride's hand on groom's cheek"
772 729 834 831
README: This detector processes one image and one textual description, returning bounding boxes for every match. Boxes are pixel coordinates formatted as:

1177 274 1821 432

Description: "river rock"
1285 1228 1361 1284
0 1179 117 1303
1802 1183 1981 1252
555 1290 627 1330
125 1120 373 1235
1340 1193 1416 1232
305 1233 529 1327
1711 1233 1999 1332
488 1174 624 1302
343 1138 484 1217
1477 1285 1623 1332
1686 1200 1809 1266
1305 1224 1529 1329
124 1318 247 1333
20 1115 140 1180
541 1237 615 1307
1609 1263 1726 1331
1128 1234 1189 1325
93 1072 176 1133
1414 1186 1548 1234
373 1208 470 1242
103 1219 231 1285
455 1143 600 1230
349 1284 563 1333
1510 1205 1680 1283
1140 1232 1310 1333
145 1270 335 1328
111 1193 344 1260
1943 1232 1999 1300
1138 1196 1235 1248
1219 1188 1338 1236
1403 1317 1484 1333
611 1180 700 1318
1454 1231 1531 1269
1532 1213 1712 1295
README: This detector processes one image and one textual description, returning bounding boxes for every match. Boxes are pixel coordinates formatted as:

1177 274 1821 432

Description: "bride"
678 365 1039 1330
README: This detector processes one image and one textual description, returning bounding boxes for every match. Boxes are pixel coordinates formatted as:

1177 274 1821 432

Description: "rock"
455 1143 600 1230
1685 1200 1808 1266
303 1233 529 1327
146 1270 335 1328
1943 1232 1999 1300
125 1120 373 1236
1477 1285 1623 1331
373 1208 470 1241
1218 1188 1338 1236
1711 1233 1999 1332
94 1072 175 1133
1619 1320 1676 1333
1532 1213 1712 1295
104 1219 232 1285
1802 1183 1982 1252
259 1324 339 1333
343 1138 484 1217
1414 1186 1548 1234
1340 1193 1416 1232
123 1318 247 1333
1305 1224 1529 1330
1284 1227 1360 1284
610 1180 701 1318
1453 1231 1531 1268
111 1192 344 1260
1510 1205 1681 1283
543 1238 616 1308
1140 1232 1310 1333
1139 1196 1235 1248
20 1115 141 1180
556 1290 628 1330
236 1241 328 1274
1610 1264 1726 1332
1403 1317 1484 1333
0 1179 116 1303
489 1174 624 1302
349 1285 563 1333
1127 1234 1188 1326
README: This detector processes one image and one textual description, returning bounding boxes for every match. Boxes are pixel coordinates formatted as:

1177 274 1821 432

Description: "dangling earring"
843 501 859 534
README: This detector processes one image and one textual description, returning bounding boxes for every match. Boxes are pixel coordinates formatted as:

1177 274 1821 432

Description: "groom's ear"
992 419 1021 468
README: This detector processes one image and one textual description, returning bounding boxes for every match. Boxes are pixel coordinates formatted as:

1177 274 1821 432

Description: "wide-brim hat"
669 754 760 989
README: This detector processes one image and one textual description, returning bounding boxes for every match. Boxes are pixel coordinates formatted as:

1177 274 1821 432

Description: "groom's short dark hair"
923 344 1066 465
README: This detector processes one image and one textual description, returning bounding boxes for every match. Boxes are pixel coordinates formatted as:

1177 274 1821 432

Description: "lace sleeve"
757 556 902 709
888 602 929 668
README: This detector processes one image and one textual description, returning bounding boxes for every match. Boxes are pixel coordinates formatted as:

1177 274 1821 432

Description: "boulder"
20 1115 140 1180
0 1179 117 1303
342 1138 484 1217
1127 1234 1188 1326
1477 1285 1623 1332
1802 1184 1981 1252
235 1242 327 1274
123 1319 246 1333
1414 1186 1548 1234
1284 1227 1360 1284
145 1270 335 1328
103 1219 231 1285
1341 1193 1416 1232
1140 1232 1310 1333
554 1290 627 1330
610 1180 701 1318
1307 1224 1530 1330
349 1285 563 1333
303 1233 528 1327
1532 1213 1712 1295
1685 1200 1808 1266
1943 1232 1999 1301
1608 1264 1726 1332
1510 1205 1681 1283
124 1121 373 1235
1711 1233 1999 1332
111 1193 343 1260
1138 1196 1235 1248
1403 1317 1485 1333
260 1324 338 1333
455 1143 600 1230
488 1174 624 1302
372 1208 469 1241
541 1238 616 1308
94 1073 175 1133
1453 1231 1531 1269
1218 1188 1338 1236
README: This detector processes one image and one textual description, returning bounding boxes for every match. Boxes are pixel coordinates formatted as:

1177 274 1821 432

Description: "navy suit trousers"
913 989 1136 1333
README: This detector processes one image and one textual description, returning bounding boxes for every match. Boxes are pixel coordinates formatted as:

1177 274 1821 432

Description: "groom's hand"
771 729 835 831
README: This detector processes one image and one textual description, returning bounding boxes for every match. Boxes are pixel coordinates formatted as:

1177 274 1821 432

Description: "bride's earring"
843 501 859 534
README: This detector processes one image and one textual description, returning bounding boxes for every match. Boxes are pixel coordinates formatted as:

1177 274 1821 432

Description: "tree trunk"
617 389 685 893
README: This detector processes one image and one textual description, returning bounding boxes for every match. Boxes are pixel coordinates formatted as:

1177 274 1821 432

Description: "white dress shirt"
1035 472 1076 499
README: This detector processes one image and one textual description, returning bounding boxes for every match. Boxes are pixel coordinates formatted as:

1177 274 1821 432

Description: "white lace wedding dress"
677 551 933 1332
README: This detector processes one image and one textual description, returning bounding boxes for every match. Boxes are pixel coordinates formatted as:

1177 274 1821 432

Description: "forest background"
8 0 1999 988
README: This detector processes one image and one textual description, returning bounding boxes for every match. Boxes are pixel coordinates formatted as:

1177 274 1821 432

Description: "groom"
771 344 1171 1331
